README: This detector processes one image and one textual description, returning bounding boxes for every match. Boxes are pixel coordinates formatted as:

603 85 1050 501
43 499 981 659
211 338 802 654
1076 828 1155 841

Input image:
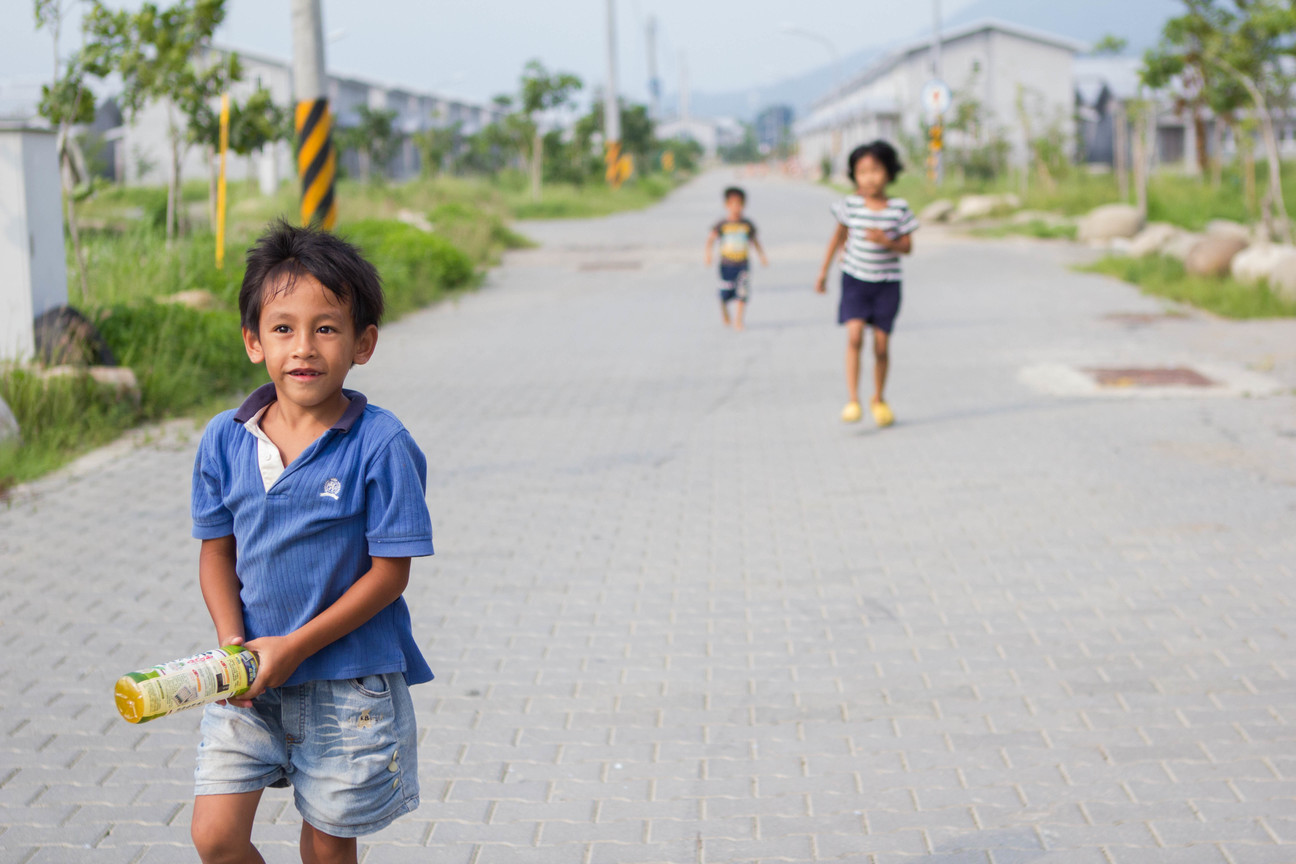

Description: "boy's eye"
272 325 291 333
317 326 336 334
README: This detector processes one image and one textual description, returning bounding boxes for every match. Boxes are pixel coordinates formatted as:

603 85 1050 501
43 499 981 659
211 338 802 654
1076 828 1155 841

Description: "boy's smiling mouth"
287 368 324 380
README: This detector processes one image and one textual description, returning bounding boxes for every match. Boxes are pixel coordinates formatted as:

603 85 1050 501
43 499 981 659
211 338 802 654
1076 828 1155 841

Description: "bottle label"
117 647 257 722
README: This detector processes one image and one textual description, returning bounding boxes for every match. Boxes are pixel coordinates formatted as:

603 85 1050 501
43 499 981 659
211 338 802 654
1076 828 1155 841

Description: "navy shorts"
839 273 901 333
719 263 750 303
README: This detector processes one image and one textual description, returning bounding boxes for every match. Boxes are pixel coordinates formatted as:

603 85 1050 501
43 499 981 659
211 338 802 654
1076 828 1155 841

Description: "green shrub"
0 368 140 491
339 220 478 319
1078 254 1296 319
95 302 266 419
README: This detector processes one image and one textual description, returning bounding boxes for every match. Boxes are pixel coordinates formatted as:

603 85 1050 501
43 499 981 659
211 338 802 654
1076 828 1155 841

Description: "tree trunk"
1217 60 1291 242
1210 119 1223 189
1241 127 1258 219
1193 109 1209 176
207 145 218 232
1114 101 1129 202
531 127 542 202
60 147 91 303
1132 103 1151 222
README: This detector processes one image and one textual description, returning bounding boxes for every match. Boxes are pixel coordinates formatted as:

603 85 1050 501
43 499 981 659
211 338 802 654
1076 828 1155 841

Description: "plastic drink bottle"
114 646 258 724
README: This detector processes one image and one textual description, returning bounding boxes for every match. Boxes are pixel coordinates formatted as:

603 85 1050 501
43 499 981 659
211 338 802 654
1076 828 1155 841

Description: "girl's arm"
816 224 848 293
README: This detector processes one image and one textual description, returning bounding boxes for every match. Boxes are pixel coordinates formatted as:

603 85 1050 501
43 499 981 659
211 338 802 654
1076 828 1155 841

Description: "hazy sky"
4 0 981 106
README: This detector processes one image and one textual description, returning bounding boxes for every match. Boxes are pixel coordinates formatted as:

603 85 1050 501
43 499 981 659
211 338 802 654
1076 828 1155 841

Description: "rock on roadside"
157 289 219 311
1185 234 1249 277
39 365 142 407
920 199 955 223
1231 243 1296 286
1164 231 1205 262
1268 254 1296 303
1077 204 1143 244
952 193 1020 222
1127 223 1180 258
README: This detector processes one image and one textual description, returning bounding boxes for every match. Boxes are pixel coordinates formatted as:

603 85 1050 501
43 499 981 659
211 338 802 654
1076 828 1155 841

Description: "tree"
413 122 458 179
516 60 581 201
336 105 400 183
1092 34 1129 56
719 125 761 164
1142 0 1296 241
190 84 288 223
34 0 96 302
83 0 234 241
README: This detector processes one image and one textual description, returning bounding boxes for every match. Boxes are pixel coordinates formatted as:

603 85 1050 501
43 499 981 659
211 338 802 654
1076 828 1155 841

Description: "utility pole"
930 0 945 185
646 15 661 120
604 0 622 185
291 0 336 229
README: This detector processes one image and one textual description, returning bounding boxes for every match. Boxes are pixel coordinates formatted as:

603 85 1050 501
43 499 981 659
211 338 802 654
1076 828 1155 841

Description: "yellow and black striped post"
296 98 337 230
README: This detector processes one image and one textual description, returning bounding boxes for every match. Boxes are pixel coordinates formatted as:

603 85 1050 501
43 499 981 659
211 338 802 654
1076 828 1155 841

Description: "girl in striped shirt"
815 141 918 426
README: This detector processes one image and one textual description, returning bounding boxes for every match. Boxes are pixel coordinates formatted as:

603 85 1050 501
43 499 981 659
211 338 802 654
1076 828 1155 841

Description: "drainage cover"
1086 367 1217 388
578 261 642 271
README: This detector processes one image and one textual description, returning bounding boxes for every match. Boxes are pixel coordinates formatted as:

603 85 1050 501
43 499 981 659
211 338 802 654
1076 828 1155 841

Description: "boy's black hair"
847 140 904 183
723 186 746 202
239 220 384 334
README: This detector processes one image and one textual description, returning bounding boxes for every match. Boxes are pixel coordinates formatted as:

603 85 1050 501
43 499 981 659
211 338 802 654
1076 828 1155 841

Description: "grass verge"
971 220 1078 241
1078 254 1296 319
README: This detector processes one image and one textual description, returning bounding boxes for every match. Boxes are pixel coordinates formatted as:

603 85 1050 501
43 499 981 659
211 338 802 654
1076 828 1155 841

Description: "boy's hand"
815 274 828 294
228 634 305 707
704 252 712 266
759 252 769 267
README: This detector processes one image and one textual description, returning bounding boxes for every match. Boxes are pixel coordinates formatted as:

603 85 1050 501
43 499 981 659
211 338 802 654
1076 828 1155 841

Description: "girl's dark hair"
239 220 384 333
723 186 746 202
847 140 903 183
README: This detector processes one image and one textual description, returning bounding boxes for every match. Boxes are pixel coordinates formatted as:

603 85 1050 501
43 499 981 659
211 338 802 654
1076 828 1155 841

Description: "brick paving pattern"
1 175 1294 863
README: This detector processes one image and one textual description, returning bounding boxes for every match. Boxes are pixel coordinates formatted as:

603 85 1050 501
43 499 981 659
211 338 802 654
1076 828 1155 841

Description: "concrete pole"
680 51 690 124
646 15 660 121
291 0 337 228
604 0 621 145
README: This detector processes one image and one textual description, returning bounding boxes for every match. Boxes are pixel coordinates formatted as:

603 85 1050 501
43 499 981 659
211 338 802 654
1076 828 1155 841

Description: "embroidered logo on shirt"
320 478 342 500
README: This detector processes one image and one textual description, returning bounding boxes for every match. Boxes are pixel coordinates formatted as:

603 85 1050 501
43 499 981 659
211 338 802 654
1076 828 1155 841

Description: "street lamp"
780 23 840 91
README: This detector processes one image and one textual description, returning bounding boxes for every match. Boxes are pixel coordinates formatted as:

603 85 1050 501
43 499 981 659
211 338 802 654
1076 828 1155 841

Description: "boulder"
1127 223 1180 258
1230 243 1296 286
919 199 955 223
0 396 18 447
1269 254 1296 303
158 289 218 311
1077 204 1143 244
1206 219 1251 243
1185 234 1249 277
1010 209 1071 228
953 193 1018 222
395 208 434 233
32 305 116 367
1163 231 1205 262
38 364 141 406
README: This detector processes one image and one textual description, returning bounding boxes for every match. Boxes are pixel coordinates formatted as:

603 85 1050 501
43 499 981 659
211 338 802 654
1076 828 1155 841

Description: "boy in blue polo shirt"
188 221 434 863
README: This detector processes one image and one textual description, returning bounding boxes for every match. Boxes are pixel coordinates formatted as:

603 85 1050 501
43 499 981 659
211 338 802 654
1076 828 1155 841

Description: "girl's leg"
300 822 358 864
871 328 890 404
192 790 265 864
844 319 865 403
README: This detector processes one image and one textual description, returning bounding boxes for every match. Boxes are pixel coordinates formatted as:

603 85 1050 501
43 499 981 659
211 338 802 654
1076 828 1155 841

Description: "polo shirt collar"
232 383 368 433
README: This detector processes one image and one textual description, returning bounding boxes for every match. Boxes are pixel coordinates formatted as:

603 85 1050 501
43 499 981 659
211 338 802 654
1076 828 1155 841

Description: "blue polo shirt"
191 384 434 687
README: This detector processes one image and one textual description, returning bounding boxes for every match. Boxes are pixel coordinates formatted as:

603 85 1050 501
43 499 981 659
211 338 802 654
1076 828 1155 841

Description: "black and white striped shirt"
831 196 919 282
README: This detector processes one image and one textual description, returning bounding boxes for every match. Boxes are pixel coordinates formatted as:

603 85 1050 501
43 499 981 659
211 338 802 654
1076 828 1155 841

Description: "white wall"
0 129 68 362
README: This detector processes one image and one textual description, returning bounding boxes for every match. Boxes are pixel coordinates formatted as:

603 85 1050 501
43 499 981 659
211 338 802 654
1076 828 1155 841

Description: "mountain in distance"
666 0 1180 122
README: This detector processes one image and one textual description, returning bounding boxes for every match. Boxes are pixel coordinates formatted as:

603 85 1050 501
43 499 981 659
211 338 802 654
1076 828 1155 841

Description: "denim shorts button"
387 760 398 773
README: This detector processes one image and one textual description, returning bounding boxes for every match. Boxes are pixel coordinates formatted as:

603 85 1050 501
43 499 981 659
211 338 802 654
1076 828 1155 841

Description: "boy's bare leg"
720 301 731 327
871 328 890 404
844 319 865 403
301 822 357 864
733 300 746 331
192 791 265 864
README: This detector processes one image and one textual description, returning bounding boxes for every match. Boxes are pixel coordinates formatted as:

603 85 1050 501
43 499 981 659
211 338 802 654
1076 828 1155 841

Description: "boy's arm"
199 535 244 644
816 224 848 293
704 228 718 266
750 236 769 266
232 556 411 704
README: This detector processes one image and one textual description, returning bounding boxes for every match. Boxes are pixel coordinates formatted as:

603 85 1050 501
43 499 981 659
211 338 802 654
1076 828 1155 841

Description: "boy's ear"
352 324 378 366
242 327 265 365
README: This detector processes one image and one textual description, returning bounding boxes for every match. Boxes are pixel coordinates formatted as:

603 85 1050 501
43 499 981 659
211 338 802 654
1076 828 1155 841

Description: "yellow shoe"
841 401 862 423
871 400 894 427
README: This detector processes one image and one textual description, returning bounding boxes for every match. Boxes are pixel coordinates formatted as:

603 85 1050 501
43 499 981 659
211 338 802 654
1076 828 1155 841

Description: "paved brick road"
2 174 1295 863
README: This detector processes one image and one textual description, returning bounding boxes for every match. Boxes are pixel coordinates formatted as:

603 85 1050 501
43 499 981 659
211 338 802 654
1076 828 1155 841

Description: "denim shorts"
194 673 419 838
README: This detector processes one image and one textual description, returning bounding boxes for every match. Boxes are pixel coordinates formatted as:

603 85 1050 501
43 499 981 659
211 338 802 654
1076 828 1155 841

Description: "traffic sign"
921 79 952 119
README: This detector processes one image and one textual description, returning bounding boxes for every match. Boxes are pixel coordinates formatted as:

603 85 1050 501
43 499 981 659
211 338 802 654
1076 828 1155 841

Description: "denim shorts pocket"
348 674 390 699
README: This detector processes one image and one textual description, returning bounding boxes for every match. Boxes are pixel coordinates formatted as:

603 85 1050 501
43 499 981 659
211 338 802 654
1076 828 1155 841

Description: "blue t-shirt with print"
191 384 435 687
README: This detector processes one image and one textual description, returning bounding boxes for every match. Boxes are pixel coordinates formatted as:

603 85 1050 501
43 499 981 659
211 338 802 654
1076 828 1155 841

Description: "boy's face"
725 194 745 220
242 273 378 413
853 154 889 197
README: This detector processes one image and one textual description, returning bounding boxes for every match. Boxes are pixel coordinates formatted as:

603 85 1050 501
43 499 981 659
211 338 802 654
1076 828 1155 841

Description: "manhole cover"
1086 367 1217 388
578 261 642 271
1102 312 1187 327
